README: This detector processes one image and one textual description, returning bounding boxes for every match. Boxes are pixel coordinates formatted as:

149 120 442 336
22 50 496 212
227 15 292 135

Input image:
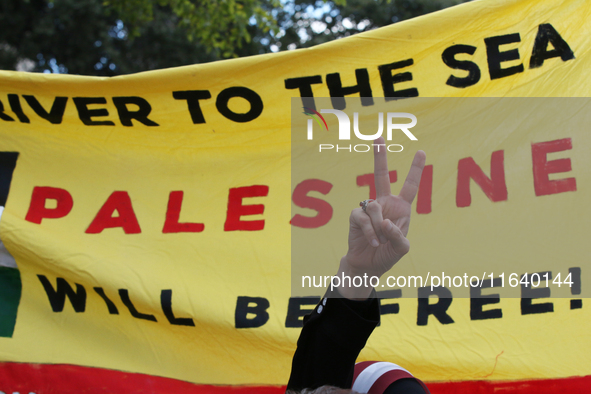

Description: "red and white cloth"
352 361 430 394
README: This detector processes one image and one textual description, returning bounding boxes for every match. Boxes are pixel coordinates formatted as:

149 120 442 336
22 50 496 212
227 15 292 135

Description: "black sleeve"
286 291 380 392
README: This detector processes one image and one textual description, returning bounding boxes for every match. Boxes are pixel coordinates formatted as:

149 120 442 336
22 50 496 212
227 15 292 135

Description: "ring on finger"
359 199 374 213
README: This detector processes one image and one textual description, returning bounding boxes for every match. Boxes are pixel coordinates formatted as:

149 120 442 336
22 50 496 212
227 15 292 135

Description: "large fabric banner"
0 0 590 392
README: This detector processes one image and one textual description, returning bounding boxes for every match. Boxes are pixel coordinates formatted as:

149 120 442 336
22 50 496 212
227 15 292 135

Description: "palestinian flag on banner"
0 152 20 339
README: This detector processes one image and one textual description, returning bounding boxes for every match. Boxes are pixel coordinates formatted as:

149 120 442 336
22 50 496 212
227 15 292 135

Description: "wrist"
335 256 378 300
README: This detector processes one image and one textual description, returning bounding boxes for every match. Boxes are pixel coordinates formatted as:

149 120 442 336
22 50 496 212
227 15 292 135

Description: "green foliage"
0 0 471 75
1 0 116 74
0 0 219 75
104 0 281 57
261 0 471 52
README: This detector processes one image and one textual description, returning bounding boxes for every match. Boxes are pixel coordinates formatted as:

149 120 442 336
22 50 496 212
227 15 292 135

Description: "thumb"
382 219 410 257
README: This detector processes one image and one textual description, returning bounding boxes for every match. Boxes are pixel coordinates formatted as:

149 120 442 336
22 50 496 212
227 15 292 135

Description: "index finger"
399 150 426 204
373 136 391 198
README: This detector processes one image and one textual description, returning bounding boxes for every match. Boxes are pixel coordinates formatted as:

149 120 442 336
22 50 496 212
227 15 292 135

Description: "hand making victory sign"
337 137 426 299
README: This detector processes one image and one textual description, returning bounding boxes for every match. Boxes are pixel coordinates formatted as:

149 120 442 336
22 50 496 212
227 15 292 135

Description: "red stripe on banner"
427 376 591 394
0 362 589 393
0 362 285 393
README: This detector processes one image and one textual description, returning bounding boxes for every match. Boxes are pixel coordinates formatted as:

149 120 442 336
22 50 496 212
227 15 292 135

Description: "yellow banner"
0 0 589 387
